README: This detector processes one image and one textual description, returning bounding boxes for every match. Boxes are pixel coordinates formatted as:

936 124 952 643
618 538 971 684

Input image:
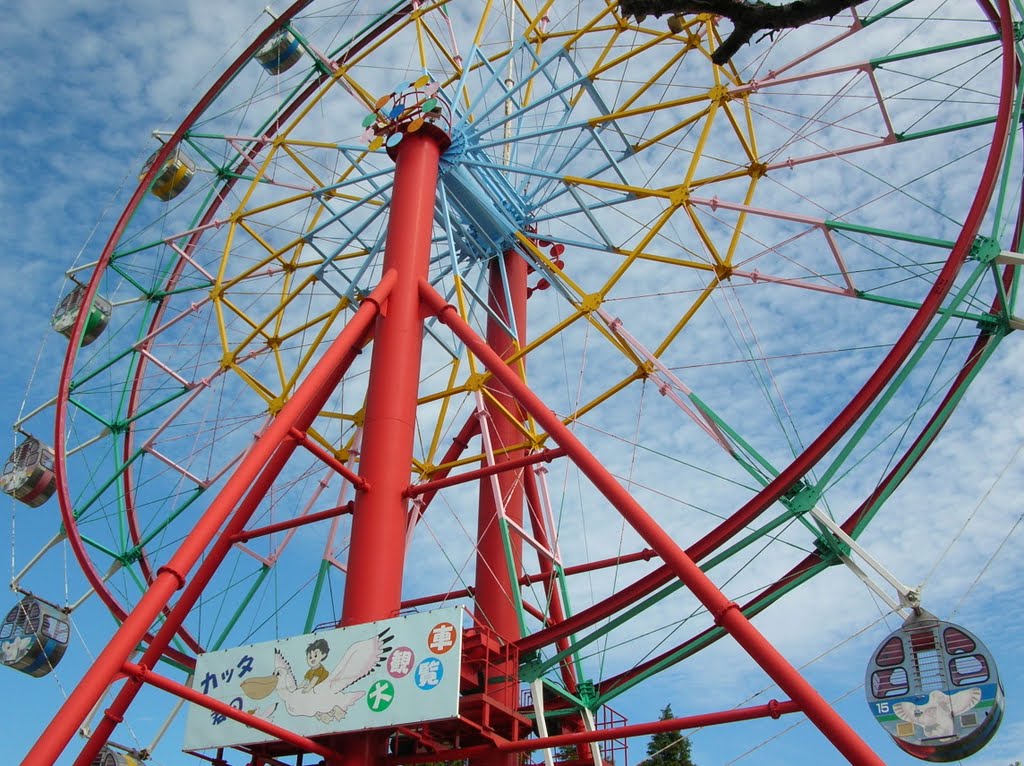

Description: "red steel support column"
22 277 391 766
420 282 886 766
337 128 446 766
471 252 528 766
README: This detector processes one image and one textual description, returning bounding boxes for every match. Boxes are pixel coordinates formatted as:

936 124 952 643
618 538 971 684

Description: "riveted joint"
767 699 782 718
103 708 125 724
579 293 602 313
707 85 731 103
465 372 488 391
577 679 598 707
712 599 741 626
976 312 1007 335
748 161 768 179
157 565 187 590
969 236 1000 264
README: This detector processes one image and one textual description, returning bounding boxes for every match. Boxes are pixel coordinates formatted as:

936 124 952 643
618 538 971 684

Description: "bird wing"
892 702 919 724
327 635 385 692
949 688 982 716
274 648 298 693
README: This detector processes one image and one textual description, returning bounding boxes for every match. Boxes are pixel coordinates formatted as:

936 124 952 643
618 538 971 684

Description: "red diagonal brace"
419 279 885 766
23 273 392 766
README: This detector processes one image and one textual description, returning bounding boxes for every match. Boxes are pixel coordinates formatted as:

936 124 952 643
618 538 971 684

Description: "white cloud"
2 2 1022 766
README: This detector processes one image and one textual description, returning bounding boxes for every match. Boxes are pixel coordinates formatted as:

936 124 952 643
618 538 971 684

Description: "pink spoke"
690 197 859 294
595 308 735 453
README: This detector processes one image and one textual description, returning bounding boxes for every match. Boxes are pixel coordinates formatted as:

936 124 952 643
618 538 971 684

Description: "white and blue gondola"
866 609 1003 762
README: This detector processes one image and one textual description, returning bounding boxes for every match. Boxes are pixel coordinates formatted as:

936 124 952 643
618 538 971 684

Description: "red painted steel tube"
292 427 369 489
406 447 564 496
233 501 355 543
383 701 799 764
122 662 338 759
67 285 388 766
473 251 529 642
400 544 658 611
497 700 801 753
421 280 886 766
337 128 446 766
470 252 529 766
24 279 390 766
341 130 443 624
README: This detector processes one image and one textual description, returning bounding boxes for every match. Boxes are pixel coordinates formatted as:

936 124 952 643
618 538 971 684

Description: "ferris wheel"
4 1 1022 765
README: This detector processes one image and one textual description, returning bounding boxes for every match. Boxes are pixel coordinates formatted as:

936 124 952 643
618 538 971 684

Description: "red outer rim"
54 0 316 668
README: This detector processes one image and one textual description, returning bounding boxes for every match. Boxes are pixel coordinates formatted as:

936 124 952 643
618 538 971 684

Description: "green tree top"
643 705 696 766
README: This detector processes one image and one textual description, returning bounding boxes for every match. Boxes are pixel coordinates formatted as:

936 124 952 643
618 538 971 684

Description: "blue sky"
1 2 1023 766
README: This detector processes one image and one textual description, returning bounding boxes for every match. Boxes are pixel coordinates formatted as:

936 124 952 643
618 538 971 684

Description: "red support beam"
337 126 448 766
291 427 368 490
382 701 799 765
420 279 887 766
122 662 338 760
398 544 658 612
24 276 389 766
406 447 564 496
495 700 801 753
405 413 480 531
232 501 355 543
470 251 529 766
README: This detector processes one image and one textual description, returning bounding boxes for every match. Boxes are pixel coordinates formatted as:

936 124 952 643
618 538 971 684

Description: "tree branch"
619 0 862 64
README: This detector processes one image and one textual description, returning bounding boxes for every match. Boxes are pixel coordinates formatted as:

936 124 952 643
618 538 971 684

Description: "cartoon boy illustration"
301 638 330 693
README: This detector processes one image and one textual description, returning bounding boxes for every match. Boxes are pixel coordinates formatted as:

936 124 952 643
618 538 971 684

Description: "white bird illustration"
1 635 32 665
893 688 982 739
241 630 393 724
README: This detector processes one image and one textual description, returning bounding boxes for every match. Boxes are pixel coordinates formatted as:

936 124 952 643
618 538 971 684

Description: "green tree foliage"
644 705 696 766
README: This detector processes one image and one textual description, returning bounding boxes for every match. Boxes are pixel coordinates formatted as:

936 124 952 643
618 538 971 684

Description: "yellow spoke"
555 4 616 52
424 359 467 466
683 202 725 268
588 90 709 126
600 202 678 298
617 44 689 113
653 278 721 358
279 143 326 190
589 29 673 80
418 13 465 75
561 176 671 200
719 99 757 164
632 105 712 154
282 303 350 398
473 0 496 47
682 98 723 190
723 175 764 266
568 370 643 425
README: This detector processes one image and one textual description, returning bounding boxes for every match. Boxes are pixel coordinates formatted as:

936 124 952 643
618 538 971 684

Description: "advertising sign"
183 607 463 751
